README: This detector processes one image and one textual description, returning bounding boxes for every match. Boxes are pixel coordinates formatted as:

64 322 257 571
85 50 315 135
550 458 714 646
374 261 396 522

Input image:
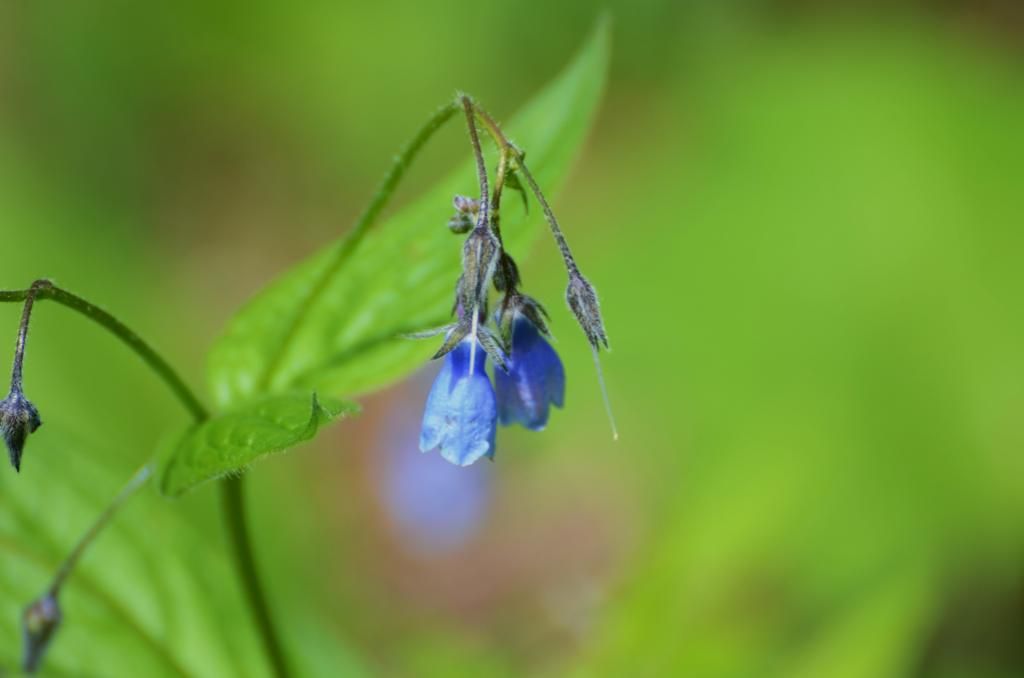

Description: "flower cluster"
413 96 610 466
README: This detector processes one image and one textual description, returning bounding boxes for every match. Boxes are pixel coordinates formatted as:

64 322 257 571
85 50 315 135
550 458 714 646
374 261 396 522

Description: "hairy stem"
509 160 579 275
490 148 510 241
460 95 490 232
1 282 291 677
471 102 580 275
473 105 513 151
9 280 46 390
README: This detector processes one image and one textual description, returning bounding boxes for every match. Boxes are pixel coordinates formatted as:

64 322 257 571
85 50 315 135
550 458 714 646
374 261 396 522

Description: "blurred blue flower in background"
381 371 493 556
419 338 497 466
494 316 565 431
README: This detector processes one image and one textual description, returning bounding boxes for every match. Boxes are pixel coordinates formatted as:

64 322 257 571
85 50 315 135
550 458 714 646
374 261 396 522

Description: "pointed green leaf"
160 393 357 497
207 17 610 408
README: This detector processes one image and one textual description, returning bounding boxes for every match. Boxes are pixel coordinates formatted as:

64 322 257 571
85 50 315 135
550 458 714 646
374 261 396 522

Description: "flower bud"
566 271 609 350
497 292 549 340
493 252 520 293
448 195 479 233
460 227 501 311
447 214 474 234
1 389 42 472
22 592 61 673
452 195 479 214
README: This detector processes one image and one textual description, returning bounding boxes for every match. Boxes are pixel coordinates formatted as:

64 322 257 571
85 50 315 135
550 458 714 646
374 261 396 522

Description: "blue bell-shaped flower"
494 316 565 431
419 337 498 466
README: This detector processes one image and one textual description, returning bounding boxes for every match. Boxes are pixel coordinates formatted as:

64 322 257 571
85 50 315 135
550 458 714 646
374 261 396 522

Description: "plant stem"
9 280 46 390
1 282 206 420
49 464 153 595
473 105 513 151
471 103 581 275
460 95 490 232
222 475 291 677
1 281 291 678
508 159 579 276
490 147 510 242
259 101 460 390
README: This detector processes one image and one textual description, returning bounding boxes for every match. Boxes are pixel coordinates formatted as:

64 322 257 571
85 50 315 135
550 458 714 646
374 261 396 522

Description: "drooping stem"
490 147 510 241
9 280 47 390
1 282 206 420
473 105 513 152
509 160 579 276
1 282 292 677
460 95 490 233
49 464 153 595
471 102 581 276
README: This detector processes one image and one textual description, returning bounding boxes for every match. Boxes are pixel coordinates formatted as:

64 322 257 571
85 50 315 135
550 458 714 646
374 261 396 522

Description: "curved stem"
460 95 490 231
259 101 459 390
472 102 580 275
9 281 45 389
2 282 291 678
49 464 153 595
1 282 207 420
507 157 579 276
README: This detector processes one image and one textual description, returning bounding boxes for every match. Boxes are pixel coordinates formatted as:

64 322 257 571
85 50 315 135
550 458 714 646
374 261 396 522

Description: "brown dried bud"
566 271 609 350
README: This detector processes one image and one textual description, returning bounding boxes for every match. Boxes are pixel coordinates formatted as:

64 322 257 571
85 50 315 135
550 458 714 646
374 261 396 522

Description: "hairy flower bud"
493 252 520 293
1 389 42 472
497 292 549 340
566 271 609 350
453 195 478 214
460 226 501 311
448 214 474 234
23 592 61 673
448 195 478 233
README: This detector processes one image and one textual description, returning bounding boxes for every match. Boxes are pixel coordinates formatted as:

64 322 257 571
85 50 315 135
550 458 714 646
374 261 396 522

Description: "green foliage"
6 3 1023 677
0 17 612 673
160 394 356 497
206 17 610 409
0 428 273 676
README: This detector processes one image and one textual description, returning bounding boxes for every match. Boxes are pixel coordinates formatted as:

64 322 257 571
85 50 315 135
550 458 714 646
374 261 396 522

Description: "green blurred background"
2 1 1023 676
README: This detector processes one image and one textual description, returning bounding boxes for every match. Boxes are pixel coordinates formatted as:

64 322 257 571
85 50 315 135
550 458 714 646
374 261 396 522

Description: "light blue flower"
419 337 497 466
494 316 565 430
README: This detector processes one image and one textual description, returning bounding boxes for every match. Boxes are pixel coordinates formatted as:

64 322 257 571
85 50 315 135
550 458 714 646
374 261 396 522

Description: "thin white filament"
592 345 619 441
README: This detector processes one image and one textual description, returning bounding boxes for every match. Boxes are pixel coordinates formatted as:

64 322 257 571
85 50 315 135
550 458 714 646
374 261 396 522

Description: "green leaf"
207 16 611 409
0 428 273 676
160 393 357 497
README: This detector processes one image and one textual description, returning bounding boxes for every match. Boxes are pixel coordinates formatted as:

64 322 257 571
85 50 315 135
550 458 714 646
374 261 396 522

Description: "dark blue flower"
419 337 498 466
494 316 565 430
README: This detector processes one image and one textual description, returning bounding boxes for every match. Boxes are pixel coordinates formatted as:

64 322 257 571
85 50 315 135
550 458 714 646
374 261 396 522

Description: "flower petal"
419 339 498 466
494 317 565 431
